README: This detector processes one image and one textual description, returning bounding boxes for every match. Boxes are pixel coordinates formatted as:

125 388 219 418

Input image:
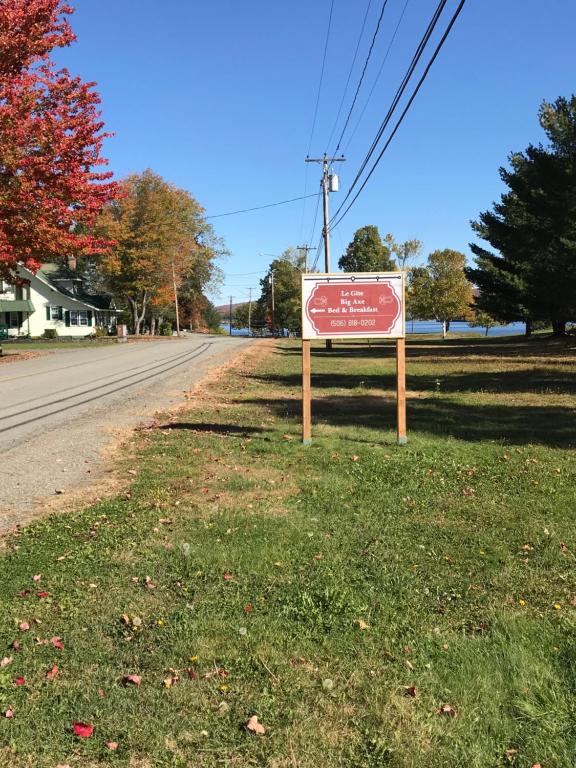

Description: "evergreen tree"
469 96 576 336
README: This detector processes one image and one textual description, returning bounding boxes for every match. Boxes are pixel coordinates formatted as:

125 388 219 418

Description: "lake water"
223 321 526 337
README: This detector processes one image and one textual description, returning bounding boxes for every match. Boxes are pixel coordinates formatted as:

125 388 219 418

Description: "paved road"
0 335 250 523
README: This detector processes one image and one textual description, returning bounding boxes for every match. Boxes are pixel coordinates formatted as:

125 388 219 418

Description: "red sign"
302 273 404 339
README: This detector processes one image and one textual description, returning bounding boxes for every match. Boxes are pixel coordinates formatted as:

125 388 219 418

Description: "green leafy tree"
232 302 251 330
338 225 396 272
469 309 504 337
202 300 224 332
468 96 576 337
408 250 473 338
258 247 304 332
385 234 423 270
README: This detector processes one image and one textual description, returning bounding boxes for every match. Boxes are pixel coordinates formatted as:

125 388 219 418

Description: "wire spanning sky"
55 0 576 303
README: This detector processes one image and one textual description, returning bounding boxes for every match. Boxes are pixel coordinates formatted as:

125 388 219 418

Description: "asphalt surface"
0 335 251 526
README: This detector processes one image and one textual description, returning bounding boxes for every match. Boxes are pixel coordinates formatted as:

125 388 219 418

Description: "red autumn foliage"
0 0 118 279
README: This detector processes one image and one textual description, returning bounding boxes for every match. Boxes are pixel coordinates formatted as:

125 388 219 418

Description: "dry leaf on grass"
245 715 266 735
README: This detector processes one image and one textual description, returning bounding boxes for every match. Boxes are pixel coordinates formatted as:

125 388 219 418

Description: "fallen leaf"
10 640 20 652
3 709 14 719
32 575 42 583
17 590 30 598
54 489 64 495
243 604 254 613
351 455 360 462
18 622 30 632
1 657 13 668
144 575 155 590
186 668 199 680
355 619 369 630
46 664 59 680
223 572 234 581
122 674 141 687
36 591 50 599
405 685 418 698
50 636 64 650
72 722 94 738
402 645 411 655
106 741 119 751
14 677 26 686
436 703 457 717
245 715 266 735
98 688 106 698
127 469 137 476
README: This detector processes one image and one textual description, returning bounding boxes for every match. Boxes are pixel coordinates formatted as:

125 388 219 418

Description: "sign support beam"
396 337 407 445
302 339 312 445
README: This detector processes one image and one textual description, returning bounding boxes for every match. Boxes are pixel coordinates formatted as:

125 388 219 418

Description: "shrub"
159 322 173 336
42 329 57 339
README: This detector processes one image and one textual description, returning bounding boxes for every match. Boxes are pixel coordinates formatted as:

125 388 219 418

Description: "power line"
331 0 467 231
307 0 336 157
206 192 320 219
324 0 373 153
343 0 412 154
330 0 450 225
332 0 391 156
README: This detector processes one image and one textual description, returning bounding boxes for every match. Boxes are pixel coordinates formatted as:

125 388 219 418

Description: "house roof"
37 263 117 311
0 299 35 313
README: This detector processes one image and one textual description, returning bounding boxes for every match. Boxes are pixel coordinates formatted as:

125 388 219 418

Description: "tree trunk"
442 320 447 339
525 319 532 337
150 316 156 336
128 297 139 335
552 319 566 337
485 326 489 336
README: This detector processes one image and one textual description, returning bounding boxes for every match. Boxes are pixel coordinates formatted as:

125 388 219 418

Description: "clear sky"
53 0 576 305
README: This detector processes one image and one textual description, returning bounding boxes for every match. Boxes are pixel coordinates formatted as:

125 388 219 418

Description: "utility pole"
305 153 345 349
248 287 252 337
270 272 275 336
171 259 180 337
229 295 233 337
297 244 316 273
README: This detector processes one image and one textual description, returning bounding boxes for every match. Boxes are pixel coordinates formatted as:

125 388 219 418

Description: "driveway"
0 335 251 527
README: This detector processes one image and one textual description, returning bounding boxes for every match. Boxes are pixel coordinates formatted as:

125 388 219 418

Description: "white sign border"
301 272 406 340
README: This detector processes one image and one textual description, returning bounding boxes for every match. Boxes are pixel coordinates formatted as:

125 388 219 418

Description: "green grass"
0 335 575 767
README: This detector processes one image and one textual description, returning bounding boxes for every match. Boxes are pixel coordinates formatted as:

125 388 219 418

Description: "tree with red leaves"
0 0 118 279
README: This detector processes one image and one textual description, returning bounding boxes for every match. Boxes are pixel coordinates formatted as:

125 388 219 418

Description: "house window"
8 312 20 329
70 310 88 326
50 305 61 320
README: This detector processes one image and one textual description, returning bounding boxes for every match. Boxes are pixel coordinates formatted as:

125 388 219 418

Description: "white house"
0 262 118 338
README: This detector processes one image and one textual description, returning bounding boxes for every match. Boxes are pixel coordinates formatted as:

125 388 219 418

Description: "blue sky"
54 0 576 304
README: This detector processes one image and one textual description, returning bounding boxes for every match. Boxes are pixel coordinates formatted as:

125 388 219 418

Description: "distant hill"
215 302 246 320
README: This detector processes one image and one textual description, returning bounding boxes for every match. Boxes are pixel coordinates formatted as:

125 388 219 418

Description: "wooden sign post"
301 272 407 445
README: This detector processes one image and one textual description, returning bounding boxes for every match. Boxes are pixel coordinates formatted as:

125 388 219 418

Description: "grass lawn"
0 335 575 767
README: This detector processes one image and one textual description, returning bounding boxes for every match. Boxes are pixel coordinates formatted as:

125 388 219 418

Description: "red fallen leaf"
11 640 20 652
106 741 118 751
122 674 141 686
46 664 59 680
36 591 50 599
243 604 254 613
97 688 106 698
50 637 64 650
14 677 26 686
18 622 30 632
4 709 14 718
72 722 94 738
223 572 234 580
17 590 30 598
405 685 418 698
186 668 199 680
436 703 457 717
